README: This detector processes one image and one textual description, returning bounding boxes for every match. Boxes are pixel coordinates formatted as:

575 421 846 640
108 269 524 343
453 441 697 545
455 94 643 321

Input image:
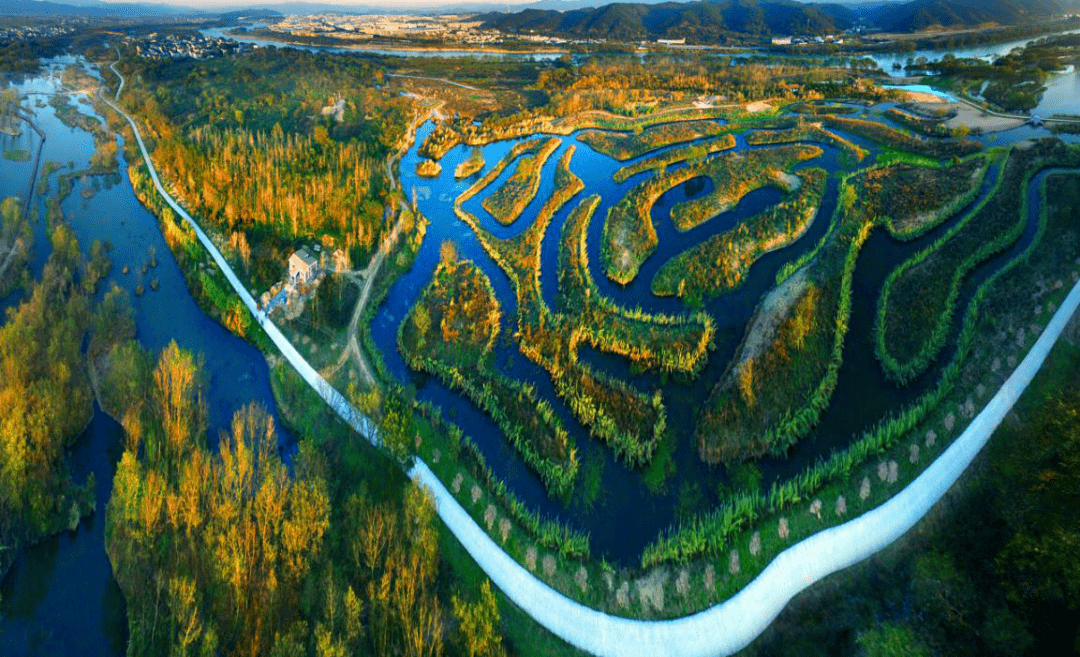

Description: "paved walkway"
102 61 1080 657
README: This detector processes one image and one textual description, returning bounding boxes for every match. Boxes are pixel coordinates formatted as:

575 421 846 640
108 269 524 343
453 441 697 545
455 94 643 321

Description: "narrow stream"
0 61 293 656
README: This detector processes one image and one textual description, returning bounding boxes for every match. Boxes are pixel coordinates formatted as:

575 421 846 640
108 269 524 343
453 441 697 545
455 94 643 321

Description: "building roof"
291 247 318 267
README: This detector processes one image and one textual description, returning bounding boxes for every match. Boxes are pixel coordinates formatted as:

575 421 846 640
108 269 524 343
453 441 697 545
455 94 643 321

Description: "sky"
95 0 565 8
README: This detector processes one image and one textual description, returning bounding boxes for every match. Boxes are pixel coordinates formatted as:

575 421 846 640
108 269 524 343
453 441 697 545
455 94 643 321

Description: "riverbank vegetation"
745 120 867 161
863 154 993 240
652 168 828 303
695 198 867 463
105 341 508 657
610 133 737 183
876 141 1080 385
883 106 955 138
481 137 560 225
0 225 132 581
455 147 485 179
578 120 726 161
638 167 1080 591
399 248 579 496
670 144 822 232
454 148 686 465
602 143 821 284
744 174 1080 657
823 114 981 159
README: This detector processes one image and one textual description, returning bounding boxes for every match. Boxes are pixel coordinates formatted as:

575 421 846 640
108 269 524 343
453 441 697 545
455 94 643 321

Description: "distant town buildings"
270 14 507 46
0 22 77 41
132 33 250 60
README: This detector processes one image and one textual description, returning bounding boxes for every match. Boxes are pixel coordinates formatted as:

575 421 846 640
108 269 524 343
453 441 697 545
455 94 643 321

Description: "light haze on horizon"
97 0 551 8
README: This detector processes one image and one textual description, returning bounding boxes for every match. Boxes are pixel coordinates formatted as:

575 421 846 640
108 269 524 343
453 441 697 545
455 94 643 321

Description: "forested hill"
482 0 1077 42
871 0 1071 34
479 0 858 42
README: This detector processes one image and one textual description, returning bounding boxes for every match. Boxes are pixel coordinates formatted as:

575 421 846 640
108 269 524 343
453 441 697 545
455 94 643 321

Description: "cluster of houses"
0 22 76 41
132 33 251 60
259 245 349 319
771 35 846 46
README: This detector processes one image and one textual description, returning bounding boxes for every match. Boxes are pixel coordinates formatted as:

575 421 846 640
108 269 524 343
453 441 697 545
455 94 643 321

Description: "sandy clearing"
947 103 1026 132
731 267 809 375
746 101 772 114
898 90 949 104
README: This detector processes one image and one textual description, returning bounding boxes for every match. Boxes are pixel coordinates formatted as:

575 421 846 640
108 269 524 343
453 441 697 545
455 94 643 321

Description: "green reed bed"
456 149 669 466
745 122 868 161
863 154 993 240
578 120 727 161
875 141 1080 386
884 107 954 138
652 168 828 303
399 254 580 496
602 143 820 285
823 114 981 159
695 203 871 464
641 158 1076 587
670 144 823 232
481 137 561 226
611 133 737 183
457 137 557 207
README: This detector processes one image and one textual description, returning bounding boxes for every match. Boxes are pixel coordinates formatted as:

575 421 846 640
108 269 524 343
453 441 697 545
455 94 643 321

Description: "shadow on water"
0 406 128 657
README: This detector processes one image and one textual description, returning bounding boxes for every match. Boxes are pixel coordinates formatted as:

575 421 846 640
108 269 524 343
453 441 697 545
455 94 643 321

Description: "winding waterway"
0 47 1074 654
0 61 293 656
368 103 1064 564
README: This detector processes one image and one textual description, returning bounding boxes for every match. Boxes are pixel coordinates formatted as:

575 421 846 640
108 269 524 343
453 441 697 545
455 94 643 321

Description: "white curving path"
101 63 1080 657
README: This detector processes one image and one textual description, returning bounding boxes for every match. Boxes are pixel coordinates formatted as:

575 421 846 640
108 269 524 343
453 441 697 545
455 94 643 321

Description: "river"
198 26 565 60
367 98 1069 563
0 46 1070 652
0 60 293 656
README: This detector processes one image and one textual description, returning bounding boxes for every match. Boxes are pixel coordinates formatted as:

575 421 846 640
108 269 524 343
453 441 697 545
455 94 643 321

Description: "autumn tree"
452 581 506 657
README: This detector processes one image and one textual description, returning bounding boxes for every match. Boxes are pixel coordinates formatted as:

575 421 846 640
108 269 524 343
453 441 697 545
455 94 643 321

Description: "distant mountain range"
872 0 1071 33
0 0 191 16
482 0 1076 39
1 0 1075 38
480 0 857 40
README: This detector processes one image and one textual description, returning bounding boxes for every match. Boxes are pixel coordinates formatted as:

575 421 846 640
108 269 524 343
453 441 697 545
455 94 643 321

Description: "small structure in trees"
289 247 318 285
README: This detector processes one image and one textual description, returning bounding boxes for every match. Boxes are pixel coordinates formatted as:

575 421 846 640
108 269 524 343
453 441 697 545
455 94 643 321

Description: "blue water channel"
367 103 1063 565
0 51 1075 655
0 62 293 656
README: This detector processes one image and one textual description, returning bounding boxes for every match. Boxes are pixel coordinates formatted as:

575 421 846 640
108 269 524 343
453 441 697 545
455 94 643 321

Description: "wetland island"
2 0 1080 655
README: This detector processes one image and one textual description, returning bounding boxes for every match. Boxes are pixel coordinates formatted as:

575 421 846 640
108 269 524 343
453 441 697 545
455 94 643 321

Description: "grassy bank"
653 168 828 303
876 142 1080 386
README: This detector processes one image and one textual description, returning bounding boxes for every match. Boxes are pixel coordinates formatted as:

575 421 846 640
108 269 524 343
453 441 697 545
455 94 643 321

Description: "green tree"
452 581 505 657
